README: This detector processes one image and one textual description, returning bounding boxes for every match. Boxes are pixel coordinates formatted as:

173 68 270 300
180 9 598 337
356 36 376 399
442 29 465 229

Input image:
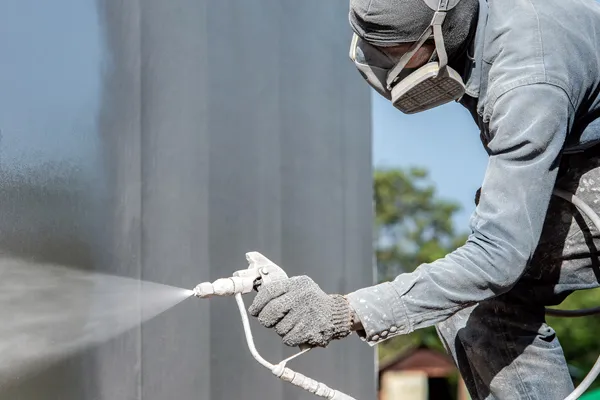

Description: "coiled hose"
545 189 600 400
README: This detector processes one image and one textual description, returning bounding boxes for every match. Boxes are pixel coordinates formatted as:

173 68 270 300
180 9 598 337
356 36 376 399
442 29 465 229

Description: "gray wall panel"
138 1 210 399
339 33 378 400
206 0 285 397
278 3 375 399
0 1 129 399
0 0 375 399
93 1 144 398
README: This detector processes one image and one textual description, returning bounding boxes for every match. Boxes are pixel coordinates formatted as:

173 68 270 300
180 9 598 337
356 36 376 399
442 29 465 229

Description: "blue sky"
371 90 489 230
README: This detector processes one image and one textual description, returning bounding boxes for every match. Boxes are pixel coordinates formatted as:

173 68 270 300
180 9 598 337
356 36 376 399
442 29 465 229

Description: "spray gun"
193 252 356 400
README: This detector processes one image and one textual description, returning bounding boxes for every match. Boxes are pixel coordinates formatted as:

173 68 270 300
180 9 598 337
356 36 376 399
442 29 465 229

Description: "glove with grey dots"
248 276 353 348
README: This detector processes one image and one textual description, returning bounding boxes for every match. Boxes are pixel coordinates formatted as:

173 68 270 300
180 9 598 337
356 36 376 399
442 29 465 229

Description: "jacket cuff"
345 282 411 346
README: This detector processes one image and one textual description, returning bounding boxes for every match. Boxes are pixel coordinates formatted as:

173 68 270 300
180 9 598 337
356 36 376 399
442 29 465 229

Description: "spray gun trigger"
245 251 289 285
231 251 289 290
252 268 280 292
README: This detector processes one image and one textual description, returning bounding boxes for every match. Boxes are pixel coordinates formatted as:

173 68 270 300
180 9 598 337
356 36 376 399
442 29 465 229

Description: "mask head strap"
385 0 455 89
431 4 449 69
385 27 434 89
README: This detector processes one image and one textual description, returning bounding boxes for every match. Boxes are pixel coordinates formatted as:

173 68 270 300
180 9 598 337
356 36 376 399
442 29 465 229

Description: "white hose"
234 293 357 400
565 360 600 400
234 293 273 370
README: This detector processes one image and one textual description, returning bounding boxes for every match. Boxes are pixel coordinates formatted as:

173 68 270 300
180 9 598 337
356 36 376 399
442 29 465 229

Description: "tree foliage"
374 166 600 392
374 167 468 282
374 167 469 362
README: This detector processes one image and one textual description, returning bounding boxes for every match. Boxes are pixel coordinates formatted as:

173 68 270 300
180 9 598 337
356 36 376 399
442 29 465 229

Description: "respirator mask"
349 0 466 114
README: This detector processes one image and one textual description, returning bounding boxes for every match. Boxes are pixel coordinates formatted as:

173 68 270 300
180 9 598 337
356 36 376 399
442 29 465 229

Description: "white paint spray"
0 255 193 386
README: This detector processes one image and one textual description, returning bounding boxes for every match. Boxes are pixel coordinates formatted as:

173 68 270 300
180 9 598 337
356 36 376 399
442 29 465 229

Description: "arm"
347 83 575 344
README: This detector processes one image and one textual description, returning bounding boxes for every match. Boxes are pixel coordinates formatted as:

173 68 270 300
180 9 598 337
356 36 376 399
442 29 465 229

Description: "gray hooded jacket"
346 0 600 345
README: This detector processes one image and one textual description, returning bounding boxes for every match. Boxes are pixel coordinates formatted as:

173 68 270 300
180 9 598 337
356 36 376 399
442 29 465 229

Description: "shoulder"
482 0 547 94
480 0 596 116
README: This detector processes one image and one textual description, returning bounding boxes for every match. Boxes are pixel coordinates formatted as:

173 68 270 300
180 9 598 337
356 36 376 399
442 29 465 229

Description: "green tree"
373 167 469 362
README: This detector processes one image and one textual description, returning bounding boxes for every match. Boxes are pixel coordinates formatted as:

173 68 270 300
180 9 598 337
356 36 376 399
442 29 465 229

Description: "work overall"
436 146 600 399
436 0 600 396
345 0 600 398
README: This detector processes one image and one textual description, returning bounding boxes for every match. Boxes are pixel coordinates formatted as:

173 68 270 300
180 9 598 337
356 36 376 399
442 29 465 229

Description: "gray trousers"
437 152 600 400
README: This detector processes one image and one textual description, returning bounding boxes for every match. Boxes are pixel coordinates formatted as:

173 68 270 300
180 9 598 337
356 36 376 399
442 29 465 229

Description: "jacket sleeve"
347 83 575 345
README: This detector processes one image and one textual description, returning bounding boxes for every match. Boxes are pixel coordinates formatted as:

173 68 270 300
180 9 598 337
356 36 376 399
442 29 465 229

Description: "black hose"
546 189 600 399
545 307 600 318
545 189 600 318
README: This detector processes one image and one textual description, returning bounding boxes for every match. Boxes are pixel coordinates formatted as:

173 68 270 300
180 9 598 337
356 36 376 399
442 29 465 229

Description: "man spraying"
248 0 600 398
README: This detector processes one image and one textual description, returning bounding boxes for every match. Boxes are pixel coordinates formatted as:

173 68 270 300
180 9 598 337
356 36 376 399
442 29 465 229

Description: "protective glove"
248 275 354 348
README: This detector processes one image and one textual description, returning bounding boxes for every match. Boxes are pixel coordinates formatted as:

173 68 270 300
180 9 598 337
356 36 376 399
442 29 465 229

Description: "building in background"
0 0 375 399
379 345 469 400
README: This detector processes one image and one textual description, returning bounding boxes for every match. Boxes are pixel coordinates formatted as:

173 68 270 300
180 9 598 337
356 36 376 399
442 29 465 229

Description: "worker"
248 0 600 398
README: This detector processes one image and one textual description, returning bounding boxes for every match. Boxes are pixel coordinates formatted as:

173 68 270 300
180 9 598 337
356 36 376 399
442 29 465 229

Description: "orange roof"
379 345 457 378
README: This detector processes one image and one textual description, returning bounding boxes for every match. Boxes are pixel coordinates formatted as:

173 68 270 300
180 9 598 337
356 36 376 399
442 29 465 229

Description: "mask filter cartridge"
391 62 465 113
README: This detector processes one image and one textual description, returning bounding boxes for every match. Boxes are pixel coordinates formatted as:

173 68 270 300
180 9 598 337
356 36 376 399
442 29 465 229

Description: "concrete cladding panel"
0 0 374 399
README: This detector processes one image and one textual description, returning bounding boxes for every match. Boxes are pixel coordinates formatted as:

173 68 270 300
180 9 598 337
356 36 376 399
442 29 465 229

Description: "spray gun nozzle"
192 277 256 298
192 282 215 298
